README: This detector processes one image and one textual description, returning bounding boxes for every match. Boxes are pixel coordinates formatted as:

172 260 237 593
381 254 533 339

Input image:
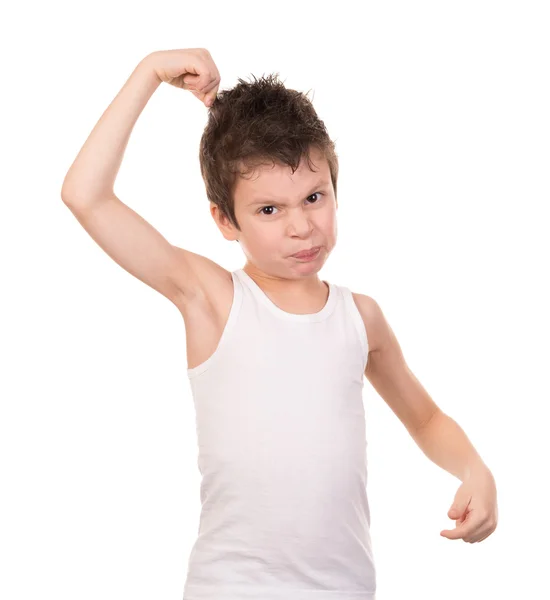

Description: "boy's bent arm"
61 54 160 202
61 54 199 305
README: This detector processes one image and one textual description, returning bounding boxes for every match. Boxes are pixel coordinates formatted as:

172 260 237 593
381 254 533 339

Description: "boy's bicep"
361 295 441 433
63 193 200 305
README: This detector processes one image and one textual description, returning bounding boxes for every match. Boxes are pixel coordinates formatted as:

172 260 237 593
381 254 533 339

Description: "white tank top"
183 268 377 600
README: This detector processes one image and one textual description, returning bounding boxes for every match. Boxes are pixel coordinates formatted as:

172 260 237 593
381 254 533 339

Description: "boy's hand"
146 48 221 108
440 465 498 543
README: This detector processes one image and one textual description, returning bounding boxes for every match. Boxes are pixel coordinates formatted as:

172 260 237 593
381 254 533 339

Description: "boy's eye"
258 192 323 216
259 205 277 216
307 192 323 204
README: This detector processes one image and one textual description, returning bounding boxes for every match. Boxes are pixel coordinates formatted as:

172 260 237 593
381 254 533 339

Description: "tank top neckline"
235 268 338 322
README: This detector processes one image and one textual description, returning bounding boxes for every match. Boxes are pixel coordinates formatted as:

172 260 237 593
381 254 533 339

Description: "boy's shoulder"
347 290 382 355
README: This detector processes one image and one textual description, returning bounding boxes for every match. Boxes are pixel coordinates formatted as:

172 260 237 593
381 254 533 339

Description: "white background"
1 1 548 599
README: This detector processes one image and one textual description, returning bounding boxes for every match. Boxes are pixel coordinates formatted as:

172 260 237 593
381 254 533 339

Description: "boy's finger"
205 92 216 107
206 85 219 107
200 78 218 95
440 526 464 539
182 73 200 86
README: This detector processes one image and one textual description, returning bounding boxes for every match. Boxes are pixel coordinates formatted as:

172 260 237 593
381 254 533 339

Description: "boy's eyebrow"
247 179 331 206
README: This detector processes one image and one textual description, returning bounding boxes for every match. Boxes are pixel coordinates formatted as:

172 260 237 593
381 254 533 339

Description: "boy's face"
215 146 338 279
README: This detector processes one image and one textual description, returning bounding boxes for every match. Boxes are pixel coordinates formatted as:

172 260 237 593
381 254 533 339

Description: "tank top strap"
186 270 244 379
338 285 370 370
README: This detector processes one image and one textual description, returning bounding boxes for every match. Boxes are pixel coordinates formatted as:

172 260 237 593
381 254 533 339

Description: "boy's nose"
287 212 313 237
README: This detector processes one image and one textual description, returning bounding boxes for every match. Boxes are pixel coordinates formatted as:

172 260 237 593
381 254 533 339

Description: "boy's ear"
210 202 239 242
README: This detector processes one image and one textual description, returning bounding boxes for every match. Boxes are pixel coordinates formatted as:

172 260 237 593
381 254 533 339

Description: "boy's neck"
242 264 326 297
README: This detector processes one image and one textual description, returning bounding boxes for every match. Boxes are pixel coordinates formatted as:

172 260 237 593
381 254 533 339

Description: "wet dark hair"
198 73 339 231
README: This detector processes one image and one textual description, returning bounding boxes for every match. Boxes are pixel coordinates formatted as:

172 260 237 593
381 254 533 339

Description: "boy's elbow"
61 182 79 204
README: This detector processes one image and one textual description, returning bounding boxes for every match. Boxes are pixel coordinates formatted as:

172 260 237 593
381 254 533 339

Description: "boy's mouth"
291 246 321 259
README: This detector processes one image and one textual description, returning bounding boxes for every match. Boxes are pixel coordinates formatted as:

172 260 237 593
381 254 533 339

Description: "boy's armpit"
171 247 232 311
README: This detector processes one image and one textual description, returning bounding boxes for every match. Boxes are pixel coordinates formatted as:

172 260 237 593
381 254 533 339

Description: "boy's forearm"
411 410 489 482
61 54 161 203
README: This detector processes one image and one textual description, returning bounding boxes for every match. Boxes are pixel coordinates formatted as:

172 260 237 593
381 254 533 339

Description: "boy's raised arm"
61 50 220 305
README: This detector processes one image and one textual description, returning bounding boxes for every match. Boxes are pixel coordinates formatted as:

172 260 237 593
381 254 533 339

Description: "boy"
61 48 498 599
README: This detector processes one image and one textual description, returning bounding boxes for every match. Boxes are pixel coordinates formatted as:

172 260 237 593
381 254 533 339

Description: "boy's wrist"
137 53 163 86
464 460 491 482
